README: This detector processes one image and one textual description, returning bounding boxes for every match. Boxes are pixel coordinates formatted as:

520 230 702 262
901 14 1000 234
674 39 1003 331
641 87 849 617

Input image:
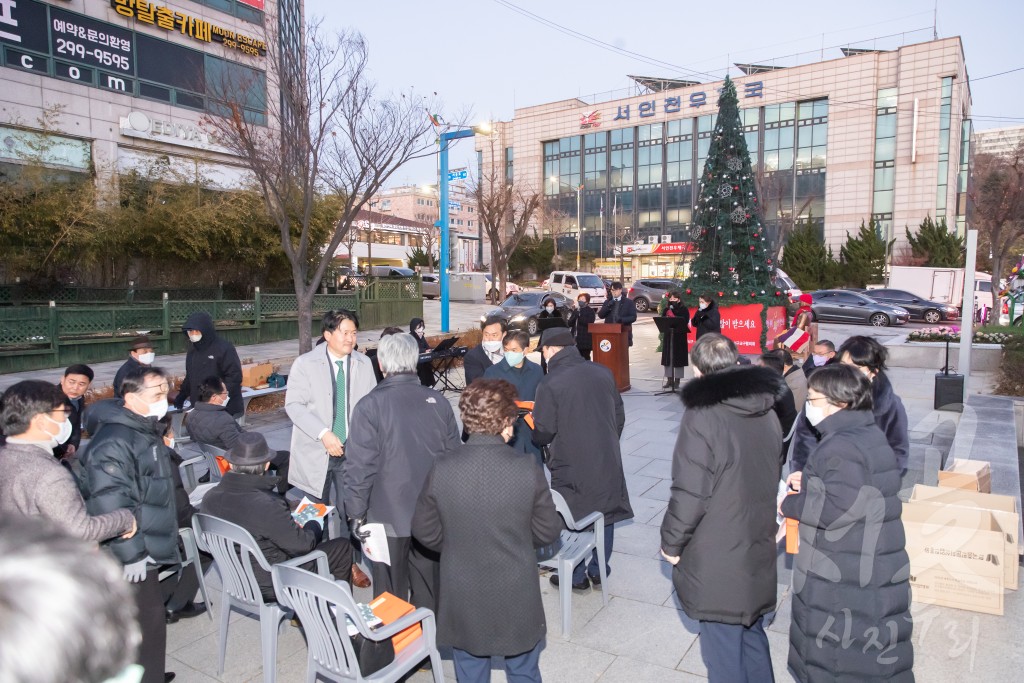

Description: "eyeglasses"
806 396 830 404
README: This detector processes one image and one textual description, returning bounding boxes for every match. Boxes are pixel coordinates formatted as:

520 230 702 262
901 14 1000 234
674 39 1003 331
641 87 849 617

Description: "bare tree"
410 221 440 271
755 167 813 264
969 146 1024 288
473 150 541 301
538 202 576 269
203 20 440 351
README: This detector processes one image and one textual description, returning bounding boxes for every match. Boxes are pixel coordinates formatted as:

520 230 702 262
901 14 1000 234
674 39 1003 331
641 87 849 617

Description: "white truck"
885 266 993 314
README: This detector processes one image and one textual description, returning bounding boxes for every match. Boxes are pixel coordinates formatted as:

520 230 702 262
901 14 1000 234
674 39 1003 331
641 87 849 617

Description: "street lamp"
438 122 490 332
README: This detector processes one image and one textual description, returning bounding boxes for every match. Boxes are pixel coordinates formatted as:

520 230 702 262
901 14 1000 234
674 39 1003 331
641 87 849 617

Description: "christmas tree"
683 76 784 305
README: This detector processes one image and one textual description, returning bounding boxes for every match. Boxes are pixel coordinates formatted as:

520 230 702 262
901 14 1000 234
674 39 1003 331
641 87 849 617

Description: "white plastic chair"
157 527 213 621
192 513 330 683
272 564 443 683
536 489 608 637
179 442 227 506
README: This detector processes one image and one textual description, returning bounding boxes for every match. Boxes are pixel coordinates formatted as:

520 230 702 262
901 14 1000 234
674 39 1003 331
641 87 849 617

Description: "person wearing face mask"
691 294 722 339
0 380 137 543
409 317 435 387
463 316 508 386
412 379 561 683
567 293 597 360
658 290 690 389
114 336 157 399
484 330 544 464
54 363 94 460
789 336 909 475
780 364 914 682
802 339 837 378
173 311 243 417
597 281 638 346
83 366 181 683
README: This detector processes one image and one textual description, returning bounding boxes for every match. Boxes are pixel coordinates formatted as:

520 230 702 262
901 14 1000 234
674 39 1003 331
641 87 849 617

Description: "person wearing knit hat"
114 336 157 399
201 431 354 601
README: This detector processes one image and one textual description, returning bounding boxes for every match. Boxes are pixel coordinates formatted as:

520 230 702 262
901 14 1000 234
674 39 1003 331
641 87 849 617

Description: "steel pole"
438 128 476 333
958 229 978 399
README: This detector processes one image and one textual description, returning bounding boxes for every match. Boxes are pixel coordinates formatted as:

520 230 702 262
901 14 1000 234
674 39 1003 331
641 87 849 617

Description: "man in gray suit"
286 310 377 527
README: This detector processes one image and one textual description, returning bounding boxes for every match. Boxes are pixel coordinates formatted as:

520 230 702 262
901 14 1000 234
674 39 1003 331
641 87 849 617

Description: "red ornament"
685 289 692 295
750 292 756 298
749 246 755 251
745 213 751 219
717 291 724 297
767 259 773 265
733 185 739 190
775 291 782 296
753 233 759 238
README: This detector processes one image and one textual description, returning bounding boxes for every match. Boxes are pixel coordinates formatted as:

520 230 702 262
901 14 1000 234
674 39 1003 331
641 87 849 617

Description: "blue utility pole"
438 128 476 333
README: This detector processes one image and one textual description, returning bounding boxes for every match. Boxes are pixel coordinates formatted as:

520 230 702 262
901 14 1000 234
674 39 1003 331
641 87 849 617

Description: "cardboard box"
903 509 1004 615
904 499 1016 597
241 362 272 388
938 459 992 493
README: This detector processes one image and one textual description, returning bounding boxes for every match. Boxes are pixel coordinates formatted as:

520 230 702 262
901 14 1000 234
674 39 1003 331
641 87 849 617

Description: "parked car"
369 266 416 278
480 291 572 336
810 290 910 327
420 274 439 300
484 274 521 303
863 288 959 323
626 278 685 312
774 268 803 302
546 271 607 306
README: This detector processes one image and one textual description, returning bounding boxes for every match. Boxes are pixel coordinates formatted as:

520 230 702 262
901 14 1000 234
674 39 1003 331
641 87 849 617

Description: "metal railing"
0 280 423 373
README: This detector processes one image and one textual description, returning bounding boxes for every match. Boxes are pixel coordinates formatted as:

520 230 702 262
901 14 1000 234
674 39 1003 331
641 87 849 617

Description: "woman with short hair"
781 364 914 682
413 379 561 682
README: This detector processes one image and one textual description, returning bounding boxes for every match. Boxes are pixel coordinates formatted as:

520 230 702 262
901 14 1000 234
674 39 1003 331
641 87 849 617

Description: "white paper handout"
359 523 391 566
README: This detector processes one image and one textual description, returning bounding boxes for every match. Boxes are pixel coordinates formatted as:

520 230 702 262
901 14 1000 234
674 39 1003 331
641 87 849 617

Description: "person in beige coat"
286 310 377 519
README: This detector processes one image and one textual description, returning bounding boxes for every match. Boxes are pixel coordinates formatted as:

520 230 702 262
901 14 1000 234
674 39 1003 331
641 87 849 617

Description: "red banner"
687 304 788 352
238 0 265 9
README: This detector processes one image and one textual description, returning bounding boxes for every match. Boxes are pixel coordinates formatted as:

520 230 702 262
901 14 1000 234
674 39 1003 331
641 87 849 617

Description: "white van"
547 271 607 305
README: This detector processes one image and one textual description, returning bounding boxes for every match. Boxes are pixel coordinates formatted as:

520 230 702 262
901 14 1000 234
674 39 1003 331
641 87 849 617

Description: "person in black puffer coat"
174 311 244 416
690 293 721 338
781 364 914 682
659 333 782 683
409 317 434 387
82 366 178 683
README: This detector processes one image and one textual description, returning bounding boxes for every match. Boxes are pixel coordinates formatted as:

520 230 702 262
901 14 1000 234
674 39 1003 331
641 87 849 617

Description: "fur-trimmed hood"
681 364 782 415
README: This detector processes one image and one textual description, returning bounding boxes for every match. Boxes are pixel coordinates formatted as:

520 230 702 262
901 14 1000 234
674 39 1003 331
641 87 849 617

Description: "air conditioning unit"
661 234 672 242
647 236 658 244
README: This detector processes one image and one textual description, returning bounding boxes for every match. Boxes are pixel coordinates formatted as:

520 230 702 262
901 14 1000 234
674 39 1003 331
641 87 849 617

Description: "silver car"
626 278 685 312
420 274 439 300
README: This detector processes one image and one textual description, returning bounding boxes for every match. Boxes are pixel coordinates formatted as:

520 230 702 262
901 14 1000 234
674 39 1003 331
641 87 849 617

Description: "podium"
589 323 630 392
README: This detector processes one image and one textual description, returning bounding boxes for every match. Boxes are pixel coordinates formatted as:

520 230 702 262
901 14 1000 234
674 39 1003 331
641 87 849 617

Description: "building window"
666 119 694 229
936 76 953 218
191 0 264 25
505 146 514 183
955 117 971 235
870 88 898 241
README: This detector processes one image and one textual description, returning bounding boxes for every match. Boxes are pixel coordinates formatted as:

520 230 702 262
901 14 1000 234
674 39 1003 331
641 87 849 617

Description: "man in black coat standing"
173 311 244 417
533 327 632 591
343 333 461 611
83 366 179 683
660 334 783 683
597 281 638 345
55 364 93 459
201 432 352 601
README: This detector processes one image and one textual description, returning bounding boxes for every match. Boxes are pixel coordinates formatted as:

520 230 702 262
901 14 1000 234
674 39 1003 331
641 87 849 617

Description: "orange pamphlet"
369 592 422 653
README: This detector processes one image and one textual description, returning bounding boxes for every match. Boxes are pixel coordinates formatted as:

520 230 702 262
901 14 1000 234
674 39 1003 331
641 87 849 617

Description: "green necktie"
332 359 346 441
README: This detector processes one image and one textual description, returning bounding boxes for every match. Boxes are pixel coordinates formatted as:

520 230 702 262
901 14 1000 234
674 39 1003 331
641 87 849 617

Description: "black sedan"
810 290 911 327
480 291 573 335
862 288 960 323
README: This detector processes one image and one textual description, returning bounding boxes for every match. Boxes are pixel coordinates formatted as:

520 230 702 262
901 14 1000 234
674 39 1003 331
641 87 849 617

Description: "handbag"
350 633 395 676
776 326 810 354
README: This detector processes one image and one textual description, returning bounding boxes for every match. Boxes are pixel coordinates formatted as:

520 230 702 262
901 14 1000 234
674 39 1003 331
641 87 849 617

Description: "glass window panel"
744 131 759 152
937 160 949 182
799 101 815 120
876 113 897 139
764 128 779 149
778 148 794 170
812 123 827 146
877 88 897 109
798 125 814 148
765 104 780 124
763 150 779 172
779 126 794 148
812 146 826 168
875 137 896 161
814 99 829 118
697 137 711 159
874 167 894 190
796 148 811 169
938 127 950 153
779 102 796 121
873 189 894 213
697 115 716 133
544 141 558 156
741 108 760 126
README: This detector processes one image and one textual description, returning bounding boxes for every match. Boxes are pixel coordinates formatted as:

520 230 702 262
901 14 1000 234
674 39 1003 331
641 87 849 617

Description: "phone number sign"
50 7 134 74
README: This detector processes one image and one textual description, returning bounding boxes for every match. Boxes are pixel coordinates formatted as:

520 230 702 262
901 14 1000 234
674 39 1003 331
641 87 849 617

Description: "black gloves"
349 516 370 540
302 519 324 544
